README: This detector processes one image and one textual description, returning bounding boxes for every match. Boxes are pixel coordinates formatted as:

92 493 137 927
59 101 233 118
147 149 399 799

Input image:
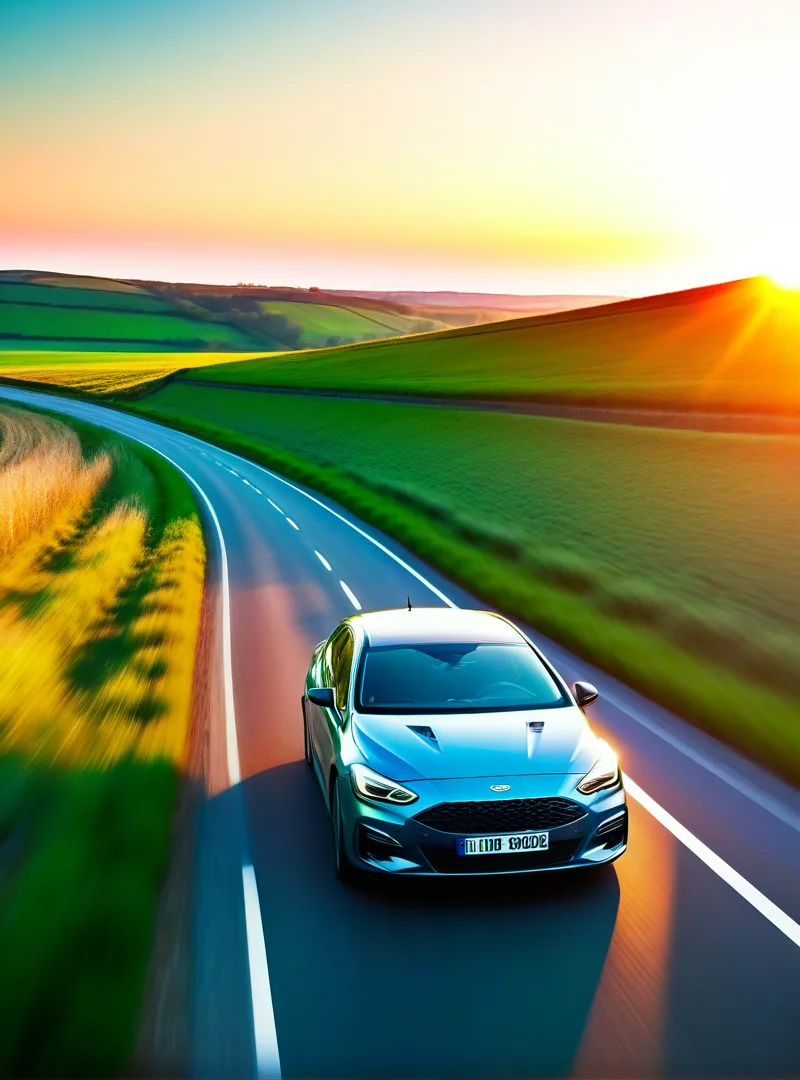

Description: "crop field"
0 302 257 347
132 383 800 776
0 404 205 1074
188 277 800 415
0 282 173 312
0 350 266 394
0 271 145 293
255 299 433 346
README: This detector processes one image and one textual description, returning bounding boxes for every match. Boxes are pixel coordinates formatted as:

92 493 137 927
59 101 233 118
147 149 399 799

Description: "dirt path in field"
177 380 800 435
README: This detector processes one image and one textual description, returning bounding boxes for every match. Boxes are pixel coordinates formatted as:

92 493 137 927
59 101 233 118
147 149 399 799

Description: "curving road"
2 384 799 1079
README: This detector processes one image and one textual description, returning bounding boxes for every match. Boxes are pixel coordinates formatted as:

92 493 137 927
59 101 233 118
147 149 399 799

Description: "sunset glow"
2 0 799 294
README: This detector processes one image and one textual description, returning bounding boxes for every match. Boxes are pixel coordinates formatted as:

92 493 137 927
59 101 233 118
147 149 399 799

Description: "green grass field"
187 277 800 415
130 382 800 780
0 339 185 353
0 282 173 313
256 300 437 346
0 302 256 347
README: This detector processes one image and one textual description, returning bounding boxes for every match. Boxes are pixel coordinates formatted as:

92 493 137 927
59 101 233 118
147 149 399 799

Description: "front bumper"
337 772 627 876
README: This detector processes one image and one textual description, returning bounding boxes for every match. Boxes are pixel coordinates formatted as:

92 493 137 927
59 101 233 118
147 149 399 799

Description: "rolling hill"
0 271 450 353
185 276 800 415
0 271 258 350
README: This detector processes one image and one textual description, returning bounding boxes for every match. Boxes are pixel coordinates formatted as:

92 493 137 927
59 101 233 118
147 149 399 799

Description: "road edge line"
116 436 283 1076
243 865 282 1078
625 776 800 948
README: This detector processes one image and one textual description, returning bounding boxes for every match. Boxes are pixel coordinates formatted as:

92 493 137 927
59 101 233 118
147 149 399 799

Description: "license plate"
457 831 550 856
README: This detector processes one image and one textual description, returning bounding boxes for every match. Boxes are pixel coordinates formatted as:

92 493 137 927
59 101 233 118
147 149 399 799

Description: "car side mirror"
308 686 336 709
573 681 599 708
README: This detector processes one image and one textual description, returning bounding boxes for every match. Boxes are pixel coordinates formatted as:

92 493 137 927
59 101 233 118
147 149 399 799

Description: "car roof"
353 607 526 647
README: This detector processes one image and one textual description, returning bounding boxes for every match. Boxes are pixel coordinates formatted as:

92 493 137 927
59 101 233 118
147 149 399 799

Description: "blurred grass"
0 404 205 1075
127 395 800 784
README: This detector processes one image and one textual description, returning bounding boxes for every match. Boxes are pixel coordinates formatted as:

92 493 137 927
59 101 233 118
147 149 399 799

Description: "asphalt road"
2 385 799 1079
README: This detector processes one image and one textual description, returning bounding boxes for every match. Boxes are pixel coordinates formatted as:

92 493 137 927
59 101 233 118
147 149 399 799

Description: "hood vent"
408 725 440 751
527 719 545 758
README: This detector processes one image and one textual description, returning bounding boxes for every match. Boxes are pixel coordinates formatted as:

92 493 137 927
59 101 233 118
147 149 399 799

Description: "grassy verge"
0 403 205 1075
125 398 800 787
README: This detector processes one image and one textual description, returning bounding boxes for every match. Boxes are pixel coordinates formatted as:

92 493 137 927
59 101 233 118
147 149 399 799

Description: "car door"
311 625 355 795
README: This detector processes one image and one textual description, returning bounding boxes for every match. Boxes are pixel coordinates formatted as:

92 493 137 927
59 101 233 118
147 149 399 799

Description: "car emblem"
529 721 545 733
490 784 510 792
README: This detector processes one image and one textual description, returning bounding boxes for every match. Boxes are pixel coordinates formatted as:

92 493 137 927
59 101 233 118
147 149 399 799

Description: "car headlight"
576 740 621 794
350 763 419 805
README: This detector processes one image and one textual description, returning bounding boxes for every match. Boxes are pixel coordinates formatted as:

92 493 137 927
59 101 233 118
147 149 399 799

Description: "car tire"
332 784 359 885
302 697 312 767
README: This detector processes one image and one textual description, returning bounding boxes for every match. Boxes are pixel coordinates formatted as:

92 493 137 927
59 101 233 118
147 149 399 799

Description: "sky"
2 0 799 296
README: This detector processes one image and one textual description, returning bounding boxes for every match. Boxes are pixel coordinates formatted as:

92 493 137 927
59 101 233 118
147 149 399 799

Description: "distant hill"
184 276 800 415
0 270 259 351
0 271 457 352
327 289 625 314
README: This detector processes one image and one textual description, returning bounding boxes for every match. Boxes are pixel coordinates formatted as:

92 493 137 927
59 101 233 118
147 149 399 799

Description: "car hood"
350 706 598 782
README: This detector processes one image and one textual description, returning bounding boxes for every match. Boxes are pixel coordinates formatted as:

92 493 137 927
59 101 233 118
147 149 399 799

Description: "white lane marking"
315 550 332 571
267 498 284 515
626 777 800 949
251 463 456 608
286 517 299 531
254 487 263 495
242 865 281 1078
606 690 800 833
340 580 362 610
1 390 794 962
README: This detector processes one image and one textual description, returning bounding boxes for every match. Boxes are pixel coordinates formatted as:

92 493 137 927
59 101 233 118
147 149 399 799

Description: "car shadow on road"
231 759 620 1079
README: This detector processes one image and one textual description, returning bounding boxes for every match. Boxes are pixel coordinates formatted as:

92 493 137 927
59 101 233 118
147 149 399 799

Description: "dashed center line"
315 550 332 571
268 498 284 514
340 580 362 610
286 517 299 531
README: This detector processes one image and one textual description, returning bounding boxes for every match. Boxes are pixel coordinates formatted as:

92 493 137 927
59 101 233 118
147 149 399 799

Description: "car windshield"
356 642 568 714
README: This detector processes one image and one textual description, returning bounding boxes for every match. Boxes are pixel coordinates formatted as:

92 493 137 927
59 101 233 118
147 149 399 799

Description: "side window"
332 631 355 711
324 628 345 686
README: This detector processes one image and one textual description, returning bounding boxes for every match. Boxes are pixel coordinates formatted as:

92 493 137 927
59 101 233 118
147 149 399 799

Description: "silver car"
302 607 627 881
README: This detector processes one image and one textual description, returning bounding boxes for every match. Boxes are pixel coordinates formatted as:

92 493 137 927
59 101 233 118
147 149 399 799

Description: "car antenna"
407 596 412 611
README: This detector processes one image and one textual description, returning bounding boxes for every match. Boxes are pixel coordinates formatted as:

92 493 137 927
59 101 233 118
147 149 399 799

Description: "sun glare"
769 268 800 290
762 233 800 290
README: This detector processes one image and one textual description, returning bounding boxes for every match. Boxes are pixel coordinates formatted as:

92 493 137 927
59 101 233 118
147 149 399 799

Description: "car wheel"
332 784 359 885
302 697 312 767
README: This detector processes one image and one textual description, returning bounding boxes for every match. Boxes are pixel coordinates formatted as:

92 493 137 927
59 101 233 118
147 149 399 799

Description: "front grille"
421 838 581 874
414 797 585 835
